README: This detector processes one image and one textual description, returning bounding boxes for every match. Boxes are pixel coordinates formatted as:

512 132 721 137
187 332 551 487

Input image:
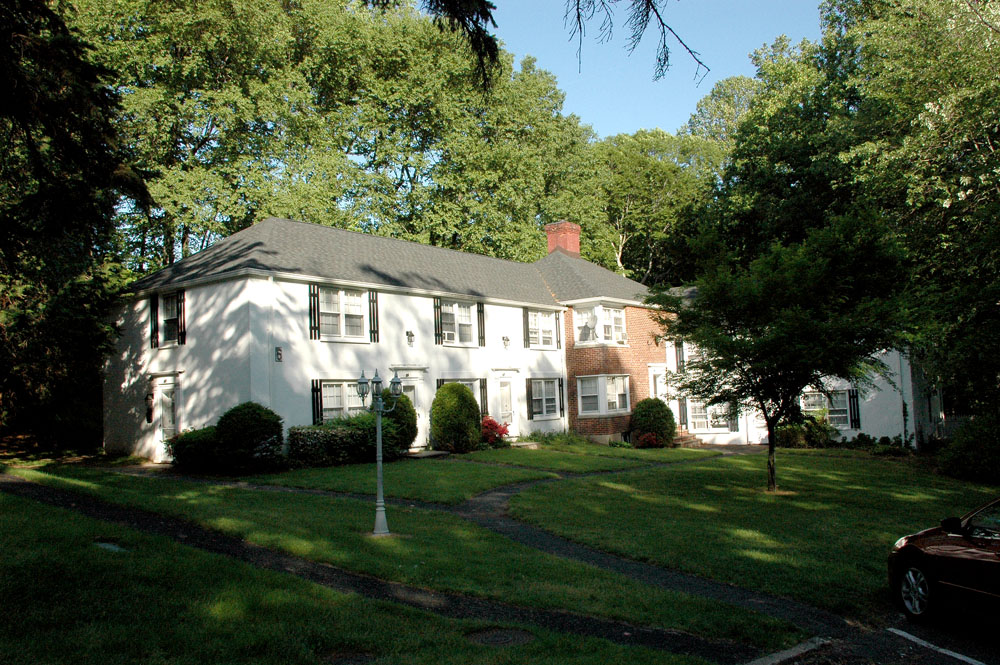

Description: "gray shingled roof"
534 249 649 303
131 217 562 305
131 217 650 306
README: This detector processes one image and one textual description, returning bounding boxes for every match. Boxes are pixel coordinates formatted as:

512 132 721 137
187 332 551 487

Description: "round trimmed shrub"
430 383 482 453
166 426 218 471
630 398 676 448
214 401 284 472
381 389 418 456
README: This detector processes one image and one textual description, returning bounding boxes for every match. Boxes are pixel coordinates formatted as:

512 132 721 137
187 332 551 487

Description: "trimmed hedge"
430 383 482 453
166 426 218 471
381 389 418 454
215 402 284 472
287 411 406 468
630 398 676 448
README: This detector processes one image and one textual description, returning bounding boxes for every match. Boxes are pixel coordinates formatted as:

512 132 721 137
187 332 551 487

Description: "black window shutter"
555 312 561 349
558 378 565 417
675 341 685 373
176 290 186 345
311 380 322 425
150 294 159 349
677 397 688 427
433 298 443 345
477 302 486 347
308 284 320 340
479 379 488 417
728 403 739 432
525 379 534 420
436 378 446 390
368 291 379 342
523 309 530 348
848 389 861 428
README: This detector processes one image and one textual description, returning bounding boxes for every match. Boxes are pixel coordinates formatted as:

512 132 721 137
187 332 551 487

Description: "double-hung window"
575 304 626 344
320 287 365 339
801 391 849 428
577 375 630 415
528 311 556 348
688 399 729 430
320 380 365 421
163 293 180 344
531 379 558 418
603 308 625 343
441 301 474 344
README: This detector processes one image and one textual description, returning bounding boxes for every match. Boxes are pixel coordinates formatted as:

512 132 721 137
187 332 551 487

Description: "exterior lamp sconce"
406 330 414 347
502 335 510 349
144 393 155 424
356 369 403 536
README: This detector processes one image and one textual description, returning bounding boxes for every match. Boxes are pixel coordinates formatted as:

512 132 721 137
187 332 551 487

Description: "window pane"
320 312 340 336
344 314 364 337
163 295 178 319
319 288 339 312
342 291 363 314
577 308 597 342
164 319 179 342
457 304 472 324
581 395 599 412
459 322 473 343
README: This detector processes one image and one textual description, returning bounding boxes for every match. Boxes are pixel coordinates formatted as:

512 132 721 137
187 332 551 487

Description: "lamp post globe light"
356 368 403 536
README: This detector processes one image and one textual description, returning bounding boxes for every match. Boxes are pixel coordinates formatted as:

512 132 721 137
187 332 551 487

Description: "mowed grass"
0 492 694 665
509 450 997 621
8 465 803 650
463 445 716 473
247 458 556 505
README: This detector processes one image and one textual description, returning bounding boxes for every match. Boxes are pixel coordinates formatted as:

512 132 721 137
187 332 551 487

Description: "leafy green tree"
842 0 1000 416
680 75 760 151
0 0 139 441
591 129 723 284
654 31 907 491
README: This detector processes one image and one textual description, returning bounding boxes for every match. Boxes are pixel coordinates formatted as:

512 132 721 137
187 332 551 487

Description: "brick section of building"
564 306 666 439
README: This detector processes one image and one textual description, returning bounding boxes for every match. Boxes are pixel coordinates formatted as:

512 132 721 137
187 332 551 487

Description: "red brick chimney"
544 221 581 258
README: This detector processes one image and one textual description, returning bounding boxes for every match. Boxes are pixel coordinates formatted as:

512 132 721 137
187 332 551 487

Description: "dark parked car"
888 498 1000 620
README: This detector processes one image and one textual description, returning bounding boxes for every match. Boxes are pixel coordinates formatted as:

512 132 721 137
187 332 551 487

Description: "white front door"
403 384 428 449
157 379 178 462
499 380 516 436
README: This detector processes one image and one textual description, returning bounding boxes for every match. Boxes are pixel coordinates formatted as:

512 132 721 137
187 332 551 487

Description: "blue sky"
491 1 823 138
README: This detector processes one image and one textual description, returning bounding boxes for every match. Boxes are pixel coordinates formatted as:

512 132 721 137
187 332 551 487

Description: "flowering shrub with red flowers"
481 416 510 448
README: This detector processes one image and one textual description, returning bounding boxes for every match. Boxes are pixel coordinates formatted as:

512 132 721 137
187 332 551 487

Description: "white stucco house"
103 217 942 461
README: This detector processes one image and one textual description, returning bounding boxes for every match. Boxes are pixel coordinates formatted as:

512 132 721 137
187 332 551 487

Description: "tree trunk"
766 421 777 491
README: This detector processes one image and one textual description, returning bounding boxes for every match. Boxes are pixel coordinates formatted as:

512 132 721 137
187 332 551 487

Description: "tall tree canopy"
0 0 141 439
654 27 908 490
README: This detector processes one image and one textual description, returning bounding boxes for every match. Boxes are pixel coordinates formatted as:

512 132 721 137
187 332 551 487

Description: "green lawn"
463 445 717 472
0 491 692 665
9 464 802 650
248 457 558 504
536 441 722 463
509 450 996 621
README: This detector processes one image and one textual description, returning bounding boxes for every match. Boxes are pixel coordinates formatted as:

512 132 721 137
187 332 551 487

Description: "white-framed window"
320 287 365 339
577 375 630 415
162 292 180 343
531 379 559 418
603 307 625 343
575 304 627 344
688 399 729 430
802 391 849 428
441 301 474 345
528 310 556 348
321 380 366 421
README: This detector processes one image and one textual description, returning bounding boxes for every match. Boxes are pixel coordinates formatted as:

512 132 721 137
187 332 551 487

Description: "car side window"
967 504 1000 539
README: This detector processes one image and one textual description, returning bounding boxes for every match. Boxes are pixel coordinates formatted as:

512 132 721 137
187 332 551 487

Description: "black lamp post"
356 368 403 536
